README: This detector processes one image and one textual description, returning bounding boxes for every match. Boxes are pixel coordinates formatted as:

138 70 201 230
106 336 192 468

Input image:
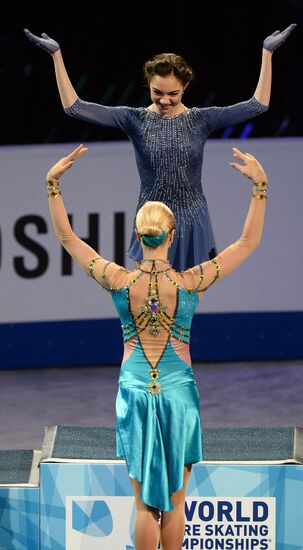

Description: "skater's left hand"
229 148 268 185
263 24 297 52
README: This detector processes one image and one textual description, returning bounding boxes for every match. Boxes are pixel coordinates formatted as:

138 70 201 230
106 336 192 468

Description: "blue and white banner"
40 462 303 549
65 495 276 549
0 487 39 550
1 139 303 324
183 497 275 549
1 139 302 366
66 495 135 549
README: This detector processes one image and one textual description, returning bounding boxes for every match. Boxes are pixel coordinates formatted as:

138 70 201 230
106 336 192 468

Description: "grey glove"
24 29 60 55
263 23 297 52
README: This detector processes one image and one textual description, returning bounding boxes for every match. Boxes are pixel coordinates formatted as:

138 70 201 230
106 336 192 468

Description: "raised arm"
254 23 297 106
188 148 268 294
205 24 296 132
24 29 77 108
46 145 99 268
45 145 126 288
24 29 127 129
52 49 78 108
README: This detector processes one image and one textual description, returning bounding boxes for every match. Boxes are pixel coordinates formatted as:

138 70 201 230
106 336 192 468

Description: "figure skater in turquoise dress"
45 143 268 549
25 24 295 270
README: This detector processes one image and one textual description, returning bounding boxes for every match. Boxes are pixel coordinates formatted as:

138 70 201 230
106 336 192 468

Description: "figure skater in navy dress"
25 24 295 270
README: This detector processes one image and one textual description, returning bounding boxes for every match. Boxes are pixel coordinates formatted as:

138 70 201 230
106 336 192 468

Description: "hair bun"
140 224 162 237
142 231 167 248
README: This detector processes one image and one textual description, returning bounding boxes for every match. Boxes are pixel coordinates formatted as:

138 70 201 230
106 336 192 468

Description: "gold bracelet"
252 180 268 199
253 184 268 193
253 181 267 188
252 192 267 199
48 189 61 198
46 178 59 188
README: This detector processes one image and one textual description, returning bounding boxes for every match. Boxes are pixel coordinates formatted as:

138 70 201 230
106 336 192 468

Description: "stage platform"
0 450 40 550
1 426 303 549
40 461 303 549
40 425 303 464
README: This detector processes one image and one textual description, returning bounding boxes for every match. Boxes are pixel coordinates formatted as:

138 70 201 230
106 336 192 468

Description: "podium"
39 426 303 549
1 427 303 549
0 450 40 550
39 461 303 549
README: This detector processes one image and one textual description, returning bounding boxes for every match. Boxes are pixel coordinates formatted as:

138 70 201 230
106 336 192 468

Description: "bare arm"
45 146 132 289
45 145 126 288
186 148 268 294
46 145 97 270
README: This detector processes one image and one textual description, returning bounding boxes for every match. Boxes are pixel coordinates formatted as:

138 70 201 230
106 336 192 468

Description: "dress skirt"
116 339 203 512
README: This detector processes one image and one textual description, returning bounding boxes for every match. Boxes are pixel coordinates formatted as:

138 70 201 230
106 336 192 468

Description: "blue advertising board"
39 462 303 549
0 487 39 550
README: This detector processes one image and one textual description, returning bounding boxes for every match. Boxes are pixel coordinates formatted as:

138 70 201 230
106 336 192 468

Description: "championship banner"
183 497 275 549
65 495 276 549
39 462 303 549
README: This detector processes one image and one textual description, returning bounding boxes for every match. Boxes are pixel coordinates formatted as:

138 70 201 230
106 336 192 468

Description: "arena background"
0 1 303 451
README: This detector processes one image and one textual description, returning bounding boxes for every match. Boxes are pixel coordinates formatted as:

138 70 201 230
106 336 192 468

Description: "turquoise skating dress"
49 150 266 511
96 257 220 512
65 97 267 269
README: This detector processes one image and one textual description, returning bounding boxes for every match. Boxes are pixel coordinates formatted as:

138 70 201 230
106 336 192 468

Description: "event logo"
66 496 135 549
66 495 275 549
183 497 276 549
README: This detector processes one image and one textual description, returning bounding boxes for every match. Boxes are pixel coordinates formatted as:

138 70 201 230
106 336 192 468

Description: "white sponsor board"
65 495 275 549
66 495 135 549
183 497 276 549
1 139 303 323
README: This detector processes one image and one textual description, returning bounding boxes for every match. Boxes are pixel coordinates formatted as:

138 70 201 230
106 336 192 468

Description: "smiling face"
149 73 186 116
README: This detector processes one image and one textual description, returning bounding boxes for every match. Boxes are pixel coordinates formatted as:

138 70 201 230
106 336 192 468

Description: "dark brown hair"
143 53 194 87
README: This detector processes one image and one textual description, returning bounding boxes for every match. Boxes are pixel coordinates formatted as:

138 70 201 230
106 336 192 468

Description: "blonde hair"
136 201 175 237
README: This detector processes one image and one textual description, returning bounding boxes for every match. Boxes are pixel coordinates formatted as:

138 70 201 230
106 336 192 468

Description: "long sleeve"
253 49 272 107
204 97 268 133
64 98 130 131
52 50 78 108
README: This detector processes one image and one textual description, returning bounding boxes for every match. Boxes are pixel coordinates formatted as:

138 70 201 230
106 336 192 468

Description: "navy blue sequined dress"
65 97 267 270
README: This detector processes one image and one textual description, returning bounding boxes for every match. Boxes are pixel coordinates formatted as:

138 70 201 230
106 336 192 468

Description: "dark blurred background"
1 0 302 145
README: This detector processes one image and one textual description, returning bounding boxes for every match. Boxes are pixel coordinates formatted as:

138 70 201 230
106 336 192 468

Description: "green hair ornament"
141 230 167 248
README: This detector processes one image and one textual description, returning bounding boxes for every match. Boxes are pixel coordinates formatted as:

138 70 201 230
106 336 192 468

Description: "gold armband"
88 257 102 278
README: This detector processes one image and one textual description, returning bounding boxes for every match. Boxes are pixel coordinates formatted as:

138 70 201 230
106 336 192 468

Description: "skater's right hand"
24 29 60 55
46 145 88 182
